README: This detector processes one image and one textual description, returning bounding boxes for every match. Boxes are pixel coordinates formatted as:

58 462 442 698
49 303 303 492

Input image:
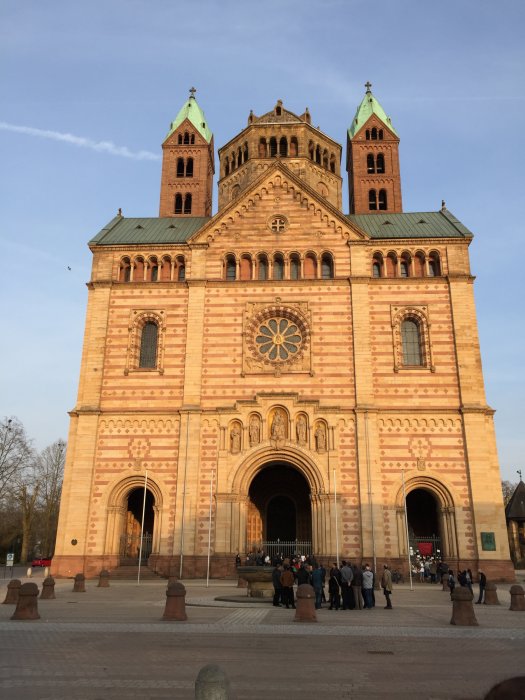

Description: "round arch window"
255 317 303 362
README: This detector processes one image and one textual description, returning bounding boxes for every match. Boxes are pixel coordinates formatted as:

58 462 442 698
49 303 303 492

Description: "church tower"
346 83 402 214
159 88 214 217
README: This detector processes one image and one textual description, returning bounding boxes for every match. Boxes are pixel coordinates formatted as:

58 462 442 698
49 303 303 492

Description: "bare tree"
502 480 518 506
0 417 33 503
35 439 65 555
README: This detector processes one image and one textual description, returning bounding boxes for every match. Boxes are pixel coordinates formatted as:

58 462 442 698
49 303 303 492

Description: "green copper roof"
90 216 210 246
346 209 473 239
166 94 213 143
348 87 399 138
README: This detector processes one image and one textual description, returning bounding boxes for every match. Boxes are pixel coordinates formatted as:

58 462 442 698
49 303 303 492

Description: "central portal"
247 461 312 550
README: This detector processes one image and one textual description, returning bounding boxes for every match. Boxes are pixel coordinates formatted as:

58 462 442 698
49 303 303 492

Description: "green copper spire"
348 82 398 138
166 87 213 143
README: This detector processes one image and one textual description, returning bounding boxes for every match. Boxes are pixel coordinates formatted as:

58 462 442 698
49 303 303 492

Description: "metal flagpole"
137 469 148 586
333 468 340 568
206 469 215 588
402 469 414 591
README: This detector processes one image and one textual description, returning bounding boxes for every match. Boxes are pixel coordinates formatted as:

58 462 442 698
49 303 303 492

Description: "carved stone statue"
296 415 307 445
230 423 241 453
271 410 285 441
315 423 326 452
249 415 260 446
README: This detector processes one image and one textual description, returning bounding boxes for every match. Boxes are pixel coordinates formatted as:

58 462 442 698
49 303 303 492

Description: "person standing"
381 564 393 609
272 563 283 607
352 563 364 610
311 563 324 609
476 569 487 604
362 564 374 609
280 565 295 609
328 563 341 610
340 560 354 610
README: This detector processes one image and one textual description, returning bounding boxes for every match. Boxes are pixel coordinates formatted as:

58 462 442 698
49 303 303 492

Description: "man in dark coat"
328 563 341 610
352 563 364 609
475 569 487 604
381 564 393 609
340 560 354 610
272 564 283 607
280 565 296 609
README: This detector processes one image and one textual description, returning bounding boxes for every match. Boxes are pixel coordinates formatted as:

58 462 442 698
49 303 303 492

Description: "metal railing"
119 534 152 562
256 540 312 558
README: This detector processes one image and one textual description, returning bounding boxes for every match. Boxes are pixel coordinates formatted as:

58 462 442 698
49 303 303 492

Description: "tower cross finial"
518 469 523 481
365 81 372 93
189 86 196 99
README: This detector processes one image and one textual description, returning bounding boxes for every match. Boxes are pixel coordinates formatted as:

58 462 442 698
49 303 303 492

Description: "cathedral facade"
53 86 514 580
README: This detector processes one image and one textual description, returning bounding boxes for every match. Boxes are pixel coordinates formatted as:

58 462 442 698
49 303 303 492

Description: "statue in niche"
315 423 327 453
271 410 286 442
230 423 241 454
249 415 260 446
296 415 307 445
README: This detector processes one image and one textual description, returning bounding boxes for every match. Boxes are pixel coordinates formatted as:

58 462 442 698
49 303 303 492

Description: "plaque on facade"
481 532 496 551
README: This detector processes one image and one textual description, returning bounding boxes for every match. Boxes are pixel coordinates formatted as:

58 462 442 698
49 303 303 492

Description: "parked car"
31 557 52 567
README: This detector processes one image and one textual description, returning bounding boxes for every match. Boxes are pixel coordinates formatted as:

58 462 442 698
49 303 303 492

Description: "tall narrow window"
304 253 317 279
273 255 284 280
244 144 249 162
321 253 334 279
372 254 383 278
401 319 423 366
329 154 336 173
414 252 425 277
365 129 371 140
428 252 441 276
150 264 158 282
270 137 277 157
183 132 190 144
176 158 184 177
175 194 183 214
369 189 377 211
322 150 329 169
279 137 287 157
367 154 375 173
315 145 321 164
240 255 252 281
290 137 298 157
259 138 267 157
184 193 192 214
225 157 230 176
290 255 300 280
177 257 186 281
178 135 183 144
120 259 131 282
139 322 158 368
378 189 388 210
258 255 268 280
308 141 314 160
371 127 378 140
378 129 384 140
226 255 236 281
376 153 385 173
237 148 242 168
190 134 195 144
186 158 194 177
386 253 397 277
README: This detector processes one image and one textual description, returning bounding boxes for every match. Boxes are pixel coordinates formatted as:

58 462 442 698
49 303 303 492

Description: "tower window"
372 253 383 278
186 158 194 177
428 251 441 276
368 189 377 211
290 254 300 280
321 253 334 279
376 153 385 174
174 194 183 214
183 193 192 214
315 145 321 164
225 255 236 281
290 137 298 157
183 132 190 144
367 154 375 174
273 255 284 280
225 157 230 176
139 322 158 368
330 154 336 173
371 127 378 140
378 129 384 140
257 255 268 280
150 264 158 282
176 158 184 177
244 143 249 162
259 138 267 158
378 189 388 210
308 141 314 160
365 129 370 140
401 319 423 366
178 135 183 144
270 137 277 157
279 137 287 157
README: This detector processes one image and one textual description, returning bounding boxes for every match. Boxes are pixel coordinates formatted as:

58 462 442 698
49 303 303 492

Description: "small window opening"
376 153 385 174
183 193 192 214
369 189 377 211
174 194 183 214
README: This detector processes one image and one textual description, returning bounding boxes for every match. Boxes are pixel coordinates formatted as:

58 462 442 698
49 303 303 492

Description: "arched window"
160 257 171 281
371 127 378 140
258 138 267 158
376 153 385 174
321 253 334 279
273 254 284 280
386 253 397 277
237 148 242 168
414 252 425 277
257 254 268 280
378 129 384 140
183 132 190 144
174 194 183 214
225 157 230 176
290 254 301 280
372 253 383 278
315 145 321 164
365 129 370 140
270 137 277 157
176 256 185 281
176 158 184 177
290 137 298 157
279 137 287 157
304 253 317 279
230 152 236 171
322 149 329 169
134 258 144 282
240 255 252 281
244 143 249 162
190 134 195 144
329 154 336 173
186 158 194 177
183 193 192 214
177 134 183 144
150 263 159 282
368 189 377 211
378 189 388 210
400 252 411 278
308 141 314 160
225 255 236 281
139 321 158 368
120 258 131 282
367 154 375 173
401 319 423 366
428 251 441 276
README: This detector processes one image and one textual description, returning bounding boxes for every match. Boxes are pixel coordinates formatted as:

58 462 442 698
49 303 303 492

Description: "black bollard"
40 576 56 599
11 582 40 620
2 579 22 605
73 573 86 592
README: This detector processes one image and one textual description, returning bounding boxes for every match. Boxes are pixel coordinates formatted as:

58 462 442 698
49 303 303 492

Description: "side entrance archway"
247 461 312 557
406 488 441 559
119 487 155 563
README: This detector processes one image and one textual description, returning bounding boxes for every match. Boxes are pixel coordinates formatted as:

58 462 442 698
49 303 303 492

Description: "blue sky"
1 0 524 482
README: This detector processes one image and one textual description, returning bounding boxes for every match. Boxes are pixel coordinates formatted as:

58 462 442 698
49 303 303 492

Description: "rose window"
255 317 303 362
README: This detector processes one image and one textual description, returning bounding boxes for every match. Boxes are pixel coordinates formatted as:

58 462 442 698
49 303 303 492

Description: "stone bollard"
450 586 478 626
509 584 525 611
11 582 40 620
294 583 317 623
162 581 187 621
73 573 86 593
97 570 110 588
195 664 230 699
484 582 499 605
40 577 56 599
2 579 22 605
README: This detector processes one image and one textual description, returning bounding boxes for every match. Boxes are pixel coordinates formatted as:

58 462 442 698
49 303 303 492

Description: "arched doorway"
119 487 155 563
247 461 312 558
406 488 441 559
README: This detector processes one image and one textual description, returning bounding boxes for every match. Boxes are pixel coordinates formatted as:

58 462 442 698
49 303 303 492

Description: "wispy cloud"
0 121 160 161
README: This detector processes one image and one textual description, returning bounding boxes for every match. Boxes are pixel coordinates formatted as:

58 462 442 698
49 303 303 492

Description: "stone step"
107 565 164 580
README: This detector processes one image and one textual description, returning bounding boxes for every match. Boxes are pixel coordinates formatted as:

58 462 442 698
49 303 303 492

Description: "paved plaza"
1 569 524 699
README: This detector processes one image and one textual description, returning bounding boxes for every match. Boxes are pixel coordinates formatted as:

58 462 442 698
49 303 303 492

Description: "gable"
351 114 399 143
162 118 210 148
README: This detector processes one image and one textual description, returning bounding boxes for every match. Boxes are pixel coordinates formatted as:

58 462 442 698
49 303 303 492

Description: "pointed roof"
506 480 525 521
165 88 213 143
348 82 399 138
